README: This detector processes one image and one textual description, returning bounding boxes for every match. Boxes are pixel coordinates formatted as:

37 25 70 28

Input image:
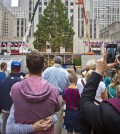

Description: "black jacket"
0 73 21 111
80 72 120 134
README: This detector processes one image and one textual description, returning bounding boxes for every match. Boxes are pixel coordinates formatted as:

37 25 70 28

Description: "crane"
23 0 41 43
75 0 91 49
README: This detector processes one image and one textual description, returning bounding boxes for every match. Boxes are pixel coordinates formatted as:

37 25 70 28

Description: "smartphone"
106 44 117 63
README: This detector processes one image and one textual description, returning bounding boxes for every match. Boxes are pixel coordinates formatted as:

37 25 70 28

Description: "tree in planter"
33 0 75 52
73 58 81 66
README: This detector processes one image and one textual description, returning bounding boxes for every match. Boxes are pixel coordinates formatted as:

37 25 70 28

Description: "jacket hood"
104 98 120 114
19 76 52 102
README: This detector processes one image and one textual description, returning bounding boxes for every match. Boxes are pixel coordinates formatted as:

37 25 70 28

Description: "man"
80 50 120 134
10 50 61 134
0 62 7 85
0 61 22 134
42 56 69 134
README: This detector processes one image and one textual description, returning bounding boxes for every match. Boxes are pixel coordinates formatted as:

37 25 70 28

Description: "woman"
78 70 108 104
0 62 7 84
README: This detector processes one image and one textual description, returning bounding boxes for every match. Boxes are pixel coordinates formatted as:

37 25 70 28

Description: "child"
63 69 81 134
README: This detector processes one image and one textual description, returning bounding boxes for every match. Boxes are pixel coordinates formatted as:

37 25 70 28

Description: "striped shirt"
42 64 69 94
63 87 80 110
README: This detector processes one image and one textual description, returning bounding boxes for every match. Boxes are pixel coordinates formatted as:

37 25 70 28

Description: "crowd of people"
0 49 119 134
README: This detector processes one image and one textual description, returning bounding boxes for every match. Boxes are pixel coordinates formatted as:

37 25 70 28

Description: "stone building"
0 3 17 41
100 21 120 42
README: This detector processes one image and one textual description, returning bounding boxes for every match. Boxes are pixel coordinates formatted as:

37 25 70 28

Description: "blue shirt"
42 64 69 94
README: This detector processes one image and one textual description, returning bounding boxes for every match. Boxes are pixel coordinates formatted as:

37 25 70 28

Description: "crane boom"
23 0 41 43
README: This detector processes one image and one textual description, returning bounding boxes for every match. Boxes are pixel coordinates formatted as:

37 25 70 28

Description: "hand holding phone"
106 44 117 63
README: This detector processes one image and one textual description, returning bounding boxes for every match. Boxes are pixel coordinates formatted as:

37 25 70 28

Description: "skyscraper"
93 0 120 30
0 0 3 5
3 0 11 7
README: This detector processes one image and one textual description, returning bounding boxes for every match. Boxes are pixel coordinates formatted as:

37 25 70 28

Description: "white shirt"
77 78 106 103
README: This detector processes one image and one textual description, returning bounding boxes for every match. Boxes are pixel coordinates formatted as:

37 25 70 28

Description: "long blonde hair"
109 75 119 87
85 70 93 81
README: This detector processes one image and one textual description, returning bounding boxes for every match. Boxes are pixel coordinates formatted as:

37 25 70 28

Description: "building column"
73 2 78 53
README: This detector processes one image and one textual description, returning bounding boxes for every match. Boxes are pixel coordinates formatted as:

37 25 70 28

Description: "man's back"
42 65 69 94
0 73 21 111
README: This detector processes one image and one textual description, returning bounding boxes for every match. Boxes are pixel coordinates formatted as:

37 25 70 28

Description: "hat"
11 61 21 69
54 56 63 64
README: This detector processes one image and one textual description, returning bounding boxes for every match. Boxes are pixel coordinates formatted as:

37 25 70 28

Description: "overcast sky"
11 0 18 7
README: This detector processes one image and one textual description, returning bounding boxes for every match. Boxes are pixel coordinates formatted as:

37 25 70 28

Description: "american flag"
3 42 6 47
15 43 19 47
11 43 14 47
7 42 11 47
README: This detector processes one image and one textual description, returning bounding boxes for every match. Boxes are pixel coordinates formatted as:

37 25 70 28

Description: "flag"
19 42 22 46
7 42 11 47
85 42 88 46
11 43 14 47
3 42 6 47
15 42 19 47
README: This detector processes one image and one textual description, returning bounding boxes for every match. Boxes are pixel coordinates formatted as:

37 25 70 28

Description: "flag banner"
7 42 11 47
3 42 7 47
15 42 19 47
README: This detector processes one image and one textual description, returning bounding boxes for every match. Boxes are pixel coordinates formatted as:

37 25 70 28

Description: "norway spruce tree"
33 0 75 52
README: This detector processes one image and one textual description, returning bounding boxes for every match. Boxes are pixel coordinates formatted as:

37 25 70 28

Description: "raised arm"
80 49 108 129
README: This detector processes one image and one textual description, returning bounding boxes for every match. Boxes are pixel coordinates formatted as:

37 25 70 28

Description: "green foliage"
33 0 75 52
73 58 81 66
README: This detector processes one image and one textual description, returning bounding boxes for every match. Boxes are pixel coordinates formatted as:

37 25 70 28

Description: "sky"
11 0 18 7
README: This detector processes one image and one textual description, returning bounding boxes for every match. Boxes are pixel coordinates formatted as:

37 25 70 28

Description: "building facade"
0 0 3 4
9 7 29 38
0 3 17 41
100 21 120 42
92 0 120 30
28 0 99 53
2 0 11 7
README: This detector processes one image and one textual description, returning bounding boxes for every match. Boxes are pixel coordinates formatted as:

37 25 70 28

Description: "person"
6 105 57 134
63 69 81 134
0 62 7 85
107 75 119 98
80 50 120 134
78 69 108 105
42 56 69 134
0 61 22 134
10 50 61 134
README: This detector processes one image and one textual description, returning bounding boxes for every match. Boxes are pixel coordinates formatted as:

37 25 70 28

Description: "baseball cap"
54 56 63 64
11 61 21 69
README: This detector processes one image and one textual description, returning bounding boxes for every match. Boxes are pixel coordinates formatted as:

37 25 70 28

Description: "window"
70 9 73 13
65 1 68 6
70 2 73 6
39 2 42 6
44 2 47 6
39 7 42 13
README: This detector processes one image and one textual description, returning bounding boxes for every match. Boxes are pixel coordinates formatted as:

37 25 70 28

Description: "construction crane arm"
23 0 41 43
